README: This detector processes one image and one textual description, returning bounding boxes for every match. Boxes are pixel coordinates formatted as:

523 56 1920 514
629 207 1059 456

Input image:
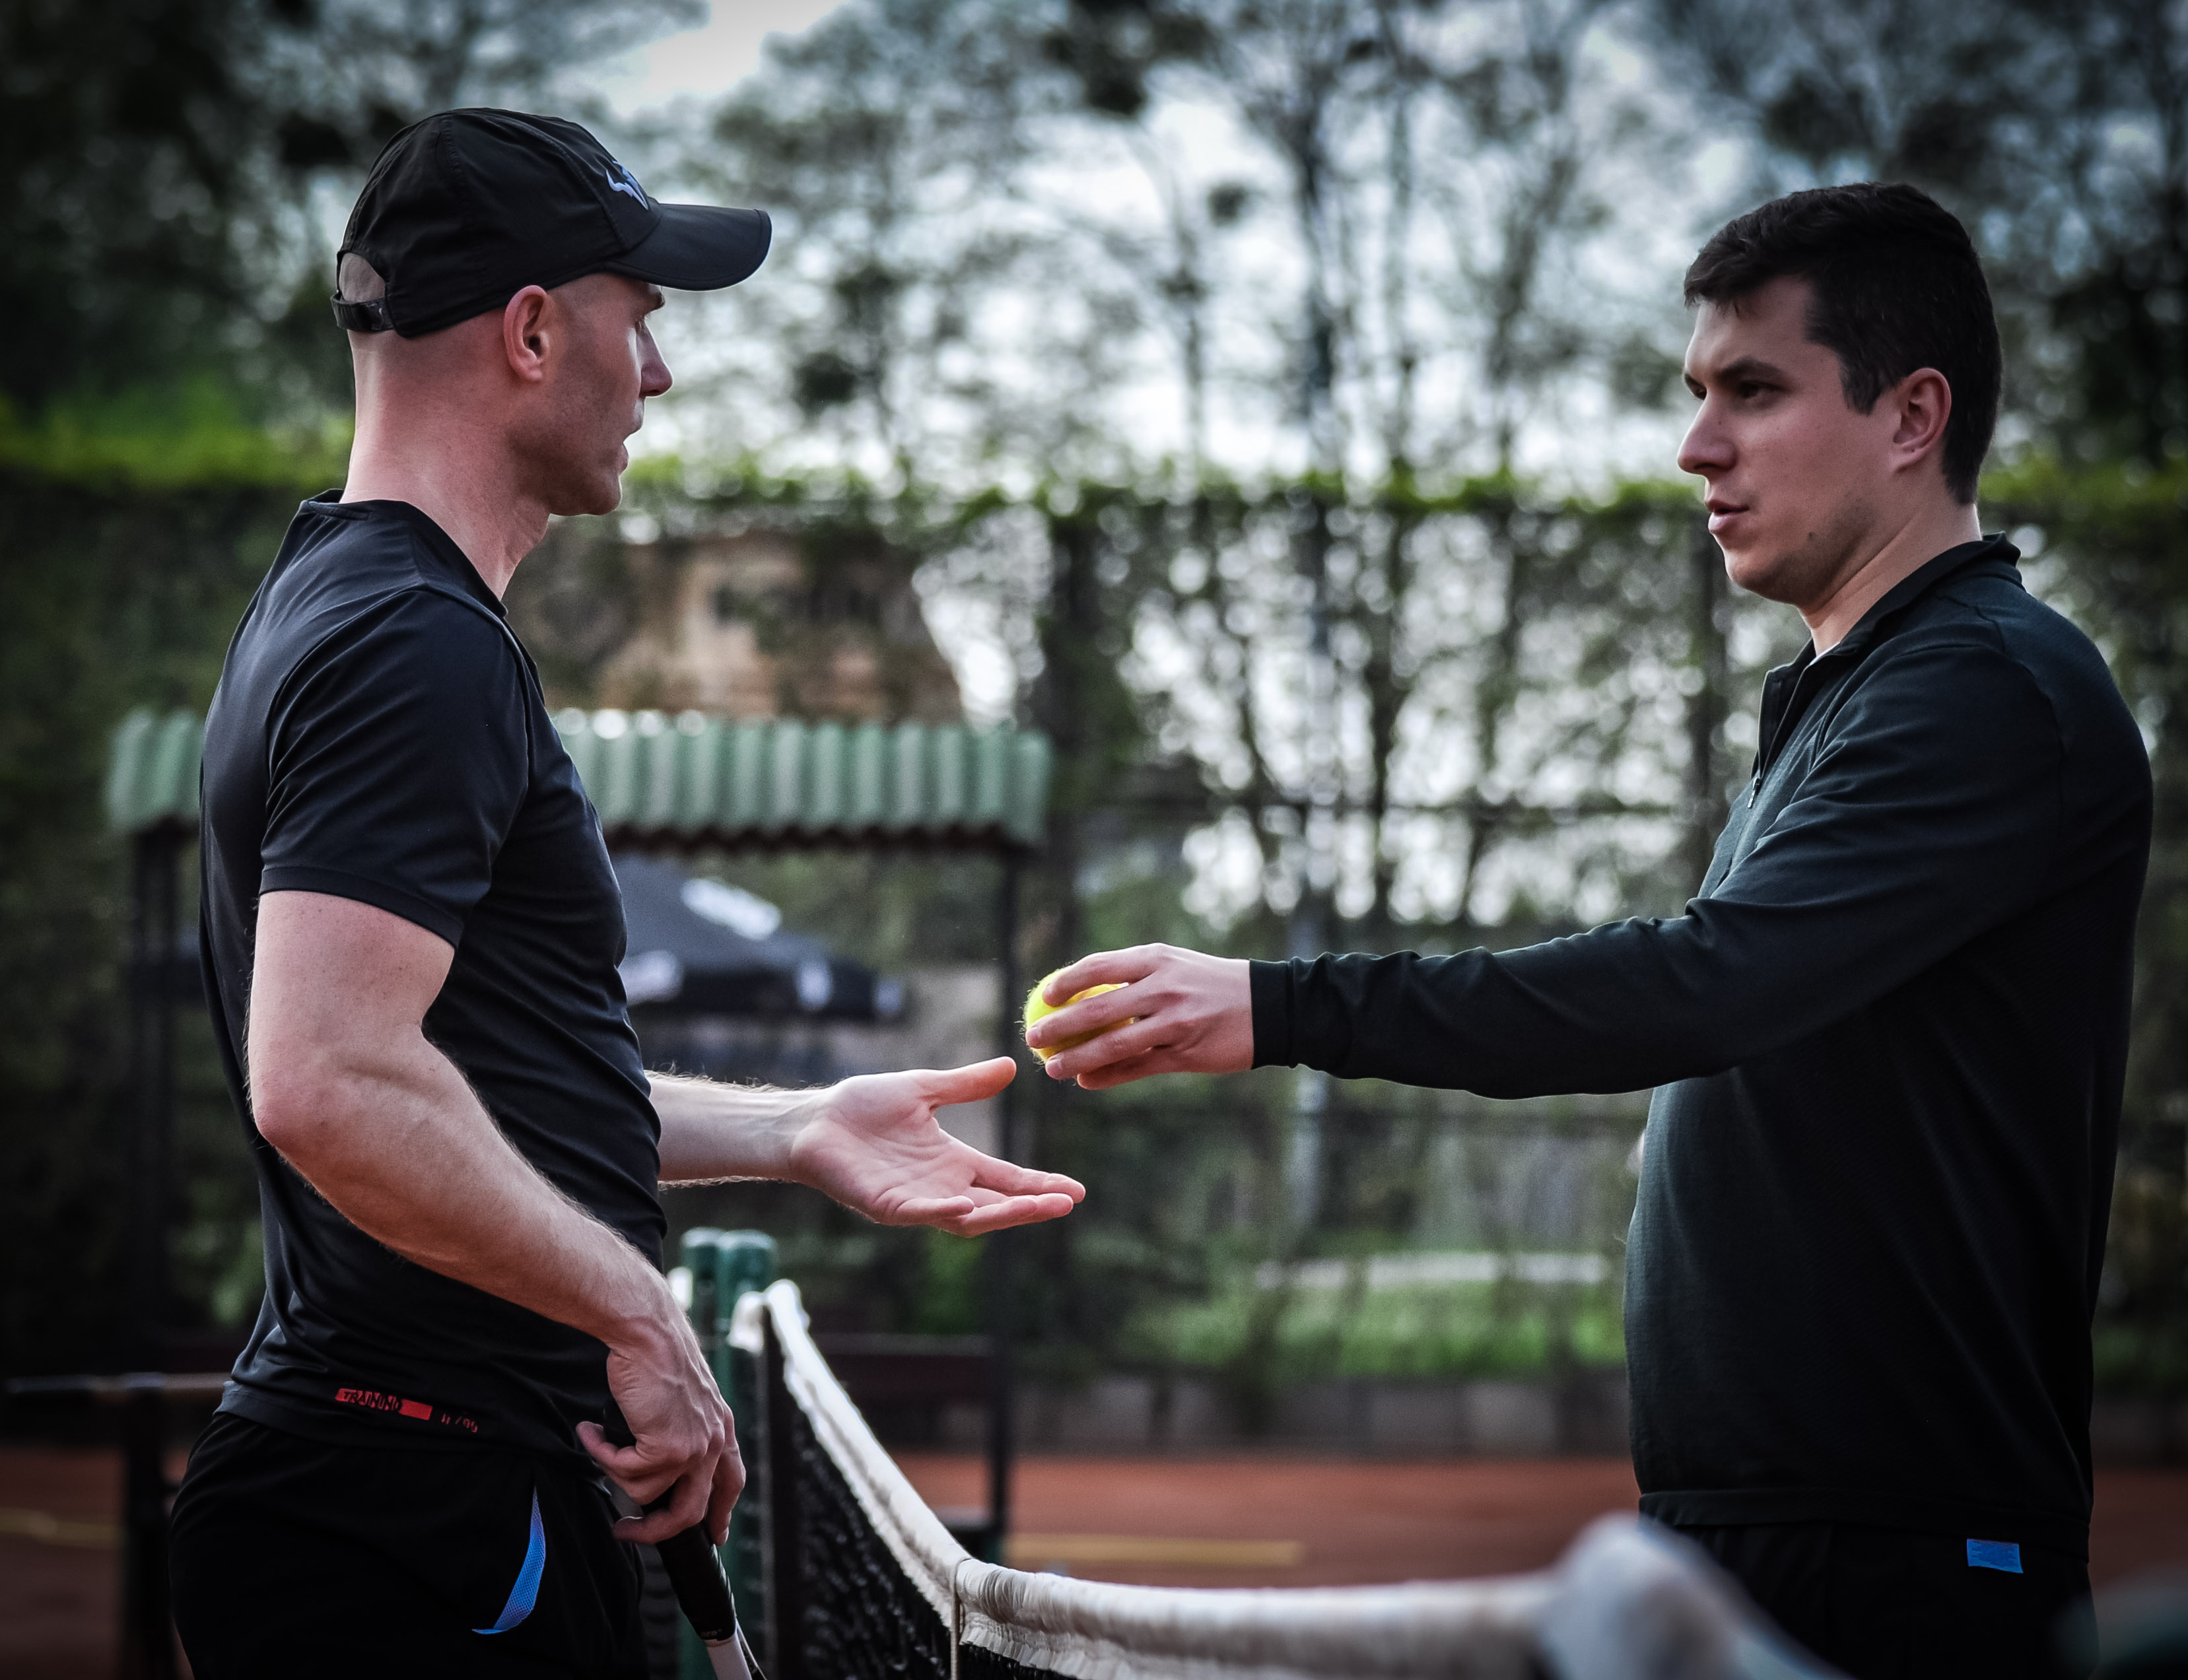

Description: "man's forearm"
649 1072 821 1186
256 1032 673 1349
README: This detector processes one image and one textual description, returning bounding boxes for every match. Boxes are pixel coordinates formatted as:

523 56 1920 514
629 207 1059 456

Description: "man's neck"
1802 500 1984 654
342 413 547 599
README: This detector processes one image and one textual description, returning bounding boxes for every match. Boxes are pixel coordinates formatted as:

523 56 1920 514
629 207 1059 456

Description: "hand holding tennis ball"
1021 947 1255 1087
1023 970 1130 1063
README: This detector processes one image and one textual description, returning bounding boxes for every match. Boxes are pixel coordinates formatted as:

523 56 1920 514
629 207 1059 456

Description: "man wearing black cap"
169 110 1082 1677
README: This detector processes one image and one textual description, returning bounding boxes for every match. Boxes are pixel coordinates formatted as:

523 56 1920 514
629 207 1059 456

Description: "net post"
675 1230 722 1680
676 1230 775 1677
762 1304 804 1680
125 827 179 1368
116 1374 174 1680
718 1234 775 1662
119 828 180 1680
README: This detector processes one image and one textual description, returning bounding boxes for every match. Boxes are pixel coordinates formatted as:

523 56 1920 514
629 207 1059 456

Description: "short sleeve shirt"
199 494 661 1467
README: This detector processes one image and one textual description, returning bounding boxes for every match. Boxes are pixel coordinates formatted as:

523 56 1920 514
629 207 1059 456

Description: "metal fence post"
120 826 180 1680
677 1229 776 1679
116 1374 174 1680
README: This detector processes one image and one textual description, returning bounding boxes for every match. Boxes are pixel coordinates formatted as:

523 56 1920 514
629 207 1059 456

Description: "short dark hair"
1684 183 2001 504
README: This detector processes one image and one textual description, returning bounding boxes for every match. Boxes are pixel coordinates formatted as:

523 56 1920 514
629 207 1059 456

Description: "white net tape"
736 1281 1838 1680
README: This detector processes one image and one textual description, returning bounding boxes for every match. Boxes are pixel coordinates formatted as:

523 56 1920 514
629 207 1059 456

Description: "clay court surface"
898 1455 2188 1593
4 1446 2185 1677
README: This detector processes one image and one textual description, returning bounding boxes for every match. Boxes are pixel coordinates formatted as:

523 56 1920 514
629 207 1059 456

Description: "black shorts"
1680 1519 2096 1680
170 1411 648 1679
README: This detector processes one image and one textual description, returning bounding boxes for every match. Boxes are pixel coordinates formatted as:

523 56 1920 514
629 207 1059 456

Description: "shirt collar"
1816 534 2020 666
300 491 508 619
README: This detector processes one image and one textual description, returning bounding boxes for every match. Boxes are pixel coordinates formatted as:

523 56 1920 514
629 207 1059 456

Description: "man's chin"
549 473 625 520
1724 545 1800 605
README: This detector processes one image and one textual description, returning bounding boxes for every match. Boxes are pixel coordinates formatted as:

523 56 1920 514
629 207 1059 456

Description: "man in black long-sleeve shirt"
1026 185 2150 1679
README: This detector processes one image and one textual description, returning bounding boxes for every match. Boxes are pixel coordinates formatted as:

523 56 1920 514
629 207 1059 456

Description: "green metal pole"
677 1229 776 1680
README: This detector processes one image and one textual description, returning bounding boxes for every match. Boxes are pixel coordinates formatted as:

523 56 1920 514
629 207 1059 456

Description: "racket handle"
598 1411 756 1674
656 1524 757 1679
656 1522 738 1643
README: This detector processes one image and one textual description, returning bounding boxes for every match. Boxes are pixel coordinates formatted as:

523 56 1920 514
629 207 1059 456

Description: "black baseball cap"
333 108 770 337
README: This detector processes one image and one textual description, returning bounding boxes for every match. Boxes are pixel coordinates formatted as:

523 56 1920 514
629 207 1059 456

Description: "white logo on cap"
605 160 648 206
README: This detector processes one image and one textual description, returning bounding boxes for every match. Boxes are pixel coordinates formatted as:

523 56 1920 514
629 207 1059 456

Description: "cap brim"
607 204 771 291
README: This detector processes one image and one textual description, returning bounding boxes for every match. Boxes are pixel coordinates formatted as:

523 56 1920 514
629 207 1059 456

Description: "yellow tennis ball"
1023 970 1128 1063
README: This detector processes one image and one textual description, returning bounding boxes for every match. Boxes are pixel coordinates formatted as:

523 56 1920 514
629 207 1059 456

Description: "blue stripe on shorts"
474 1491 547 1633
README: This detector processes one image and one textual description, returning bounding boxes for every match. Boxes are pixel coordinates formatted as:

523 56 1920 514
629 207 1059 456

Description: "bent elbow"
246 1061 341 1163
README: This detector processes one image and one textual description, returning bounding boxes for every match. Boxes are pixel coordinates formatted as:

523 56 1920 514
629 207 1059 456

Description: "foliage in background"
639 0 1693 490
0 467 304 1374
0 0 701 430
1987 460 2188 1397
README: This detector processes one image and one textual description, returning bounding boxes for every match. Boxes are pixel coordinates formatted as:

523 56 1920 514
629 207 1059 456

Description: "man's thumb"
928 1056 1016 1105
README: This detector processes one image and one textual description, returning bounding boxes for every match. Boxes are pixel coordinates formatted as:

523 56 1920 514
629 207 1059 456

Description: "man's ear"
1888 366 1954 481
502 285 553 384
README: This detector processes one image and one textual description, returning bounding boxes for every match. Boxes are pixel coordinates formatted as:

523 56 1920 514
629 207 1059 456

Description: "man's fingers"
886 1166 1083 1230
1076 1048 1190 1090
1025 981 1147 1052
577 1419 661 1489
706 1446 743 1546
1042 1010 1175 1080
914 1056 1017 1107
613 1467 713 1545
651 1465 710 1540
965 1155 1086 1201
943 1191 1083 1235
885 1193 978 1225
579 1415 728 1516
1043 946 1161 1005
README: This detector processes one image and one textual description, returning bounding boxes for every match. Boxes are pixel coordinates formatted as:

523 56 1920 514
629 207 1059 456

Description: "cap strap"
330 294 395 333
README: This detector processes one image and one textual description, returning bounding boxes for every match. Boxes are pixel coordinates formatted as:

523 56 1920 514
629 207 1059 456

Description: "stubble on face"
1736 487 1879 615
513 274 666 519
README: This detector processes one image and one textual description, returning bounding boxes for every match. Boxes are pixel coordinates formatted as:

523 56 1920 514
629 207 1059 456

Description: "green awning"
106 710 205 838
106 708 1051 852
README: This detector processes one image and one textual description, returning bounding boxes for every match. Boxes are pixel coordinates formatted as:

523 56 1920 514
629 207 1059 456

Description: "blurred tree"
0 0 268 413
1649 0 2188 465
0 471 298 1374
261 0 701 127
0 0 702 423
671 0 1135 481
1988 461 2188 1399
1035 0 1697 957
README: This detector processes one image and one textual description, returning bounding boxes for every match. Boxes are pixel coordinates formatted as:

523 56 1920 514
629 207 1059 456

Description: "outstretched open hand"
789 1058 1084 1236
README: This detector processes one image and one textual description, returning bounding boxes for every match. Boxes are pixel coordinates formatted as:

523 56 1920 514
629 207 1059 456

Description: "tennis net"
722 1280 1832 1680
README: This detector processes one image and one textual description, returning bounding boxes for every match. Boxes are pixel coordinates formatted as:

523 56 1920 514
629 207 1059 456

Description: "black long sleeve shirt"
1251 538 2150 1557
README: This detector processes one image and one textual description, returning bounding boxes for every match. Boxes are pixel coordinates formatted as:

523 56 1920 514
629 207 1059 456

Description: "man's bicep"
249 891 454 1112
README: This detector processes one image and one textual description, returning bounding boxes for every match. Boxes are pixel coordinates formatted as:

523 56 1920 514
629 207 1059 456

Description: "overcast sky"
582 1 851 115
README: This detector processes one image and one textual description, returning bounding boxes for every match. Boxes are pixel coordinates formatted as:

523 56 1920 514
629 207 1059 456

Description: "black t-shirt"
199 494 662 1467
1250 539 2151 1557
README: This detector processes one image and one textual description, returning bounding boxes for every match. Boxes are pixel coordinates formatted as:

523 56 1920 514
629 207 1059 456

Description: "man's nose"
640 341 672 400
1678 402 1731 479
